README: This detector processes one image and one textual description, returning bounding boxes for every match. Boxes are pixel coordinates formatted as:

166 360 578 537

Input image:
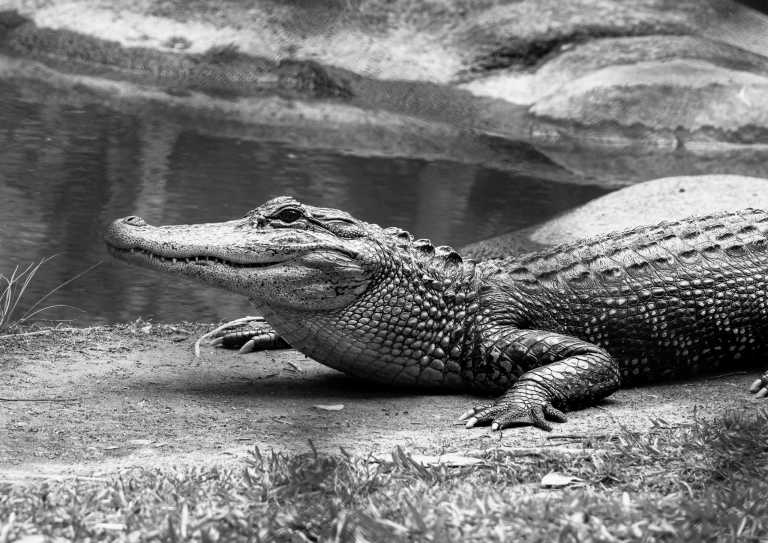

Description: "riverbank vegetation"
0 258 97 334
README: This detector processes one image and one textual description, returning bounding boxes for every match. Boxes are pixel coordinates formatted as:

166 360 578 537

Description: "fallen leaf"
314 404 344 411
410 453 483 466
541 471 584 488
369 452 482 466
93 523 126 531
15 536 47 543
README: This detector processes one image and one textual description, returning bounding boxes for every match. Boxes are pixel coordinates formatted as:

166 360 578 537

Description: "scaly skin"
104 197 768 430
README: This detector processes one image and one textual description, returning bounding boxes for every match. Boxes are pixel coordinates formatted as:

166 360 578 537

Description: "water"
0 78 611 324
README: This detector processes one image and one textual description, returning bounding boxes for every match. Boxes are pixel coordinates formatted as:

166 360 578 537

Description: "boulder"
5 0 768 159
462 175 768 258
533 174 768 244
529 57 768 150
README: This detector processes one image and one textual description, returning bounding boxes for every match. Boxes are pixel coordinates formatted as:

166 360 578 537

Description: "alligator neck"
254 256 484 388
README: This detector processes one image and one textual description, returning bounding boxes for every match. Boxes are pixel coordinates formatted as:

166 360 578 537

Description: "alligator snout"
104 216 150 250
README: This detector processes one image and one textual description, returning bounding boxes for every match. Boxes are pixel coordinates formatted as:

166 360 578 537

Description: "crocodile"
104 196 768 430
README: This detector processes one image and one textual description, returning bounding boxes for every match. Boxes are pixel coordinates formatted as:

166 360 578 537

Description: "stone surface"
4 0 768 153
462 34 768 107
462 175 768 257
532 174 768 244
529 59 768 150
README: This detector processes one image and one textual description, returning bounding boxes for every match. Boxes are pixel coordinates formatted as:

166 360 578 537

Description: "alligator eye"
273 208 303 223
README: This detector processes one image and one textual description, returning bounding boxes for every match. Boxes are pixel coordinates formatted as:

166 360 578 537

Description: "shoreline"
2 1 768 167
0 322 759 476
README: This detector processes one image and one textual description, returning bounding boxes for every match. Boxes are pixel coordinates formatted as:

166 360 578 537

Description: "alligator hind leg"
749 369 768 398
194 316 290 356
460 329 621 431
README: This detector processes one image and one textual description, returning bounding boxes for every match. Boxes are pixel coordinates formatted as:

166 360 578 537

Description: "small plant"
0 256 98 333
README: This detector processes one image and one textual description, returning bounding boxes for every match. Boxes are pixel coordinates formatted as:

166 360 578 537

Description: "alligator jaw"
104 213 369 308
105 244 282 270
104 216 290 272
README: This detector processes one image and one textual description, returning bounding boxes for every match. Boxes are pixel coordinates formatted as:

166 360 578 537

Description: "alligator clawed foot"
194 316 290 356
458 405 489 429
459 400 567 432
749 371 768 398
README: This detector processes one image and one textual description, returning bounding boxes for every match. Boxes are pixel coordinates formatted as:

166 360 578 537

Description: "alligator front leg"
461 329 621 431
195 316 291 356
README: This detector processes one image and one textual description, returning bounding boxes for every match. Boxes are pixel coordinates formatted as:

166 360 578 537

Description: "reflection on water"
0 79 609 324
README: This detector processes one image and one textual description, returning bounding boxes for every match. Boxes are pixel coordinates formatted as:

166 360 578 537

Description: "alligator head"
105 196 379 310
105 196 481 387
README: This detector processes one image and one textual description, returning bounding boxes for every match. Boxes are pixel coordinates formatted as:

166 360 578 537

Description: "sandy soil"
0 323 760 482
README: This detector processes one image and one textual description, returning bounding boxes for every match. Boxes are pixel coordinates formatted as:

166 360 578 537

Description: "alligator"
104 196 768 430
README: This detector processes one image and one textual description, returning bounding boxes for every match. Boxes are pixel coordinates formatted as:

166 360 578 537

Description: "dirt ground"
0 322 761 482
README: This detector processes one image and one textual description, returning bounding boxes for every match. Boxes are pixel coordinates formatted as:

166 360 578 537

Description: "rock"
529 57 768 150
461 225 547 260
463 7 768 150
462 175 768 256
5 0 768 155
532 174 768 244
463 34 768 107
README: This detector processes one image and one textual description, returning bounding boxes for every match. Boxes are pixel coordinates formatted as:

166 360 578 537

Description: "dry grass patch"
0 257 98 335
1 409 766 542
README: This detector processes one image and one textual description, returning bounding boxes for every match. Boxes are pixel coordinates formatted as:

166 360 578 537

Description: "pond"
0 78 610 324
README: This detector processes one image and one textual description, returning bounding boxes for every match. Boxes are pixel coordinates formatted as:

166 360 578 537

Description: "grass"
1 410 766 542
0 257 98 334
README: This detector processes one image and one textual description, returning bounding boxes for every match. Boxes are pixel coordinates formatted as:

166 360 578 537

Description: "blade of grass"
7 260 47 323
20 304 86 322
2 259 51 328
1 263 28 324
0 264 25 329
20 259 101 322
0 257 99 332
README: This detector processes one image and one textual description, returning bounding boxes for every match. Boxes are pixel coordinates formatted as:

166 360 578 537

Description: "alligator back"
488 208 768 383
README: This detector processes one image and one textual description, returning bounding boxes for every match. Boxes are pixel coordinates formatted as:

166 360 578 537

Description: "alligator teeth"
119 246 268 269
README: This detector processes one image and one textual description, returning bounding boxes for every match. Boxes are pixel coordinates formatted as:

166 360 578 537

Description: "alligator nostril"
123 216 146 227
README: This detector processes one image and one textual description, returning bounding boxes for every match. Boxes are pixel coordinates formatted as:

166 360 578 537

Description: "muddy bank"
0 323 760 479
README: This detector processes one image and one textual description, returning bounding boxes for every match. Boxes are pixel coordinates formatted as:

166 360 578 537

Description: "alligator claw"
490 404 567 432
458 407 484 422
238 339 258 354
194 316 290 356
458 404 496 428
462 391 567 432
749 373 768 398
